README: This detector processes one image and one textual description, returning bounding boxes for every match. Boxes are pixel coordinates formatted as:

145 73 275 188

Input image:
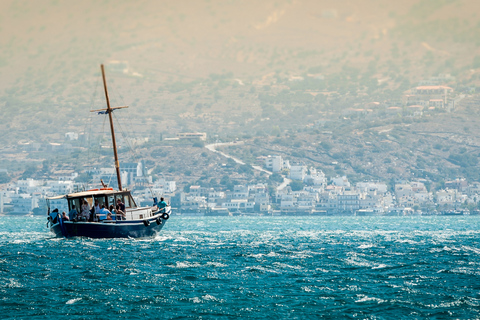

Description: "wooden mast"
100 64 123 191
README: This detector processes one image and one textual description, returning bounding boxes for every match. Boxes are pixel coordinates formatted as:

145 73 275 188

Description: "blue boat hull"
50 214 166 238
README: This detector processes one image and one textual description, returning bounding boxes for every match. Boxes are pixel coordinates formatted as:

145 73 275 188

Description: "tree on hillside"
290 180 304 191
21 166 38 179
75 172 93 183
268 173 283 184
0 172 10 184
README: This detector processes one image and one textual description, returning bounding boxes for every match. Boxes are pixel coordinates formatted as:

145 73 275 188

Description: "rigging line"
91 113 109 187
106 163 114 188
107 78 154 197
110 80 126 107
112 112 155 198
80 73 100 190
108 78 142 147
112 113 142 189
83 111 95 190
111 111 139 164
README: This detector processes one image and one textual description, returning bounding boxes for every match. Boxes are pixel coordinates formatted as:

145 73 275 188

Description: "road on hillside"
205 141 290 190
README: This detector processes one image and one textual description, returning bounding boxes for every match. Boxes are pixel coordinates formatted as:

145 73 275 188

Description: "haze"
1 0 480 188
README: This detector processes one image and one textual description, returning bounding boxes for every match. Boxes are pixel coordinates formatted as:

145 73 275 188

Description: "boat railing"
93 206 169 222
125 206 156 221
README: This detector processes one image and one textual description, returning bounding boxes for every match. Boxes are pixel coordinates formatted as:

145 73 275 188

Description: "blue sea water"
1 215 480 319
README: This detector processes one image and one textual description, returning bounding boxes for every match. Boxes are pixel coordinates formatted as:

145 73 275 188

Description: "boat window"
108 195 115 209
94 196 106 208
115 195 124 206
123 195 130 208
68 198 81 212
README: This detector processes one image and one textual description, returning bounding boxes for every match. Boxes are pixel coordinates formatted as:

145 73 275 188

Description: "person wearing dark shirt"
49 208 60 224
116 199 126 220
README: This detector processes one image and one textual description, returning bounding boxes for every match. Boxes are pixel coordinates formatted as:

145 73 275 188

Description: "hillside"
1 0 480 186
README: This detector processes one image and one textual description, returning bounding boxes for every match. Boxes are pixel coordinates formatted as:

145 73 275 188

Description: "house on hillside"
403 85 453 108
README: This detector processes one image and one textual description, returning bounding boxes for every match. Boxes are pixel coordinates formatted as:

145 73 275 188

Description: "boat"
46 65 170 238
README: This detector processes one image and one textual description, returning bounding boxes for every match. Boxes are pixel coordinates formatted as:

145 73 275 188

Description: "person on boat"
116 199 126 220
91 200 101 221
49 208 60 224
68 205 78 221
62 211 69 221
109 205 116 220
157 197 167 213
98 204 110 221
93 200 101 214
81 199 90 221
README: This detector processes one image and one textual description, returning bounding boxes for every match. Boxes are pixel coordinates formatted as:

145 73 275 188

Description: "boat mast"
100 64 123 191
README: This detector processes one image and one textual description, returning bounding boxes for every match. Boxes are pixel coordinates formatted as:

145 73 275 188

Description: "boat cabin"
47 188 145 221
63 189 137 213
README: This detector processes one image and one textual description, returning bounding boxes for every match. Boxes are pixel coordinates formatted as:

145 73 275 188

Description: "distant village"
172 154 480 216
1 152 479 216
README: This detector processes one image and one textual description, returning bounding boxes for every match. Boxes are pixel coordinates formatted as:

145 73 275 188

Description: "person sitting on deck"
98 205 110 221
69 205 78 221
62 211 69 221
157 197 167 213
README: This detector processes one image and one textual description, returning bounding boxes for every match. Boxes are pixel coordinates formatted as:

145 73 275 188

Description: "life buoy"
162 213 169 220
156 218 162 225
143 220 150 227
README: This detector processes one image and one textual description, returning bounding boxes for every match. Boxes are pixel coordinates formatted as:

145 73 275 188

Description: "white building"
221 199 254 211
16 179 43 194
154 179 176 193
65 132 79 140
229 185 249 200
304 168 327 187
10 193 39 214
289 165 307 181
331 176 350 187
356 182 388 194
46 180 74 196
280 194 295 209
337 192 360 212
265 155 290 172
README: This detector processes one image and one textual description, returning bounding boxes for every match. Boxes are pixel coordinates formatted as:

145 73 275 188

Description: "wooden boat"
46 65 170 238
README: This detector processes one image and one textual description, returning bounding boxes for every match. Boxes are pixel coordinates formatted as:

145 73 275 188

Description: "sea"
1 215 479 319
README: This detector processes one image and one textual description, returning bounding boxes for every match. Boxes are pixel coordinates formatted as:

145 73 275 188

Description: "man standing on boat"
157 197 167 213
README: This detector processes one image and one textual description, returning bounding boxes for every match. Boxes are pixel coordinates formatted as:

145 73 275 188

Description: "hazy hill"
1 0 480 185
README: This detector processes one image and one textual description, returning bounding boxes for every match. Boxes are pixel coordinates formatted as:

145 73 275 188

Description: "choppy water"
1 215 480 319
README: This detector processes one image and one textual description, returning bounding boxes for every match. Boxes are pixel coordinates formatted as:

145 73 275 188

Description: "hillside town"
171 156 480 216
1 72 480 217
1 151 479 216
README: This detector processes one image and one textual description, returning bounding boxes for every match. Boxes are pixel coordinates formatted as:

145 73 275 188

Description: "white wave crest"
66 298 82 305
